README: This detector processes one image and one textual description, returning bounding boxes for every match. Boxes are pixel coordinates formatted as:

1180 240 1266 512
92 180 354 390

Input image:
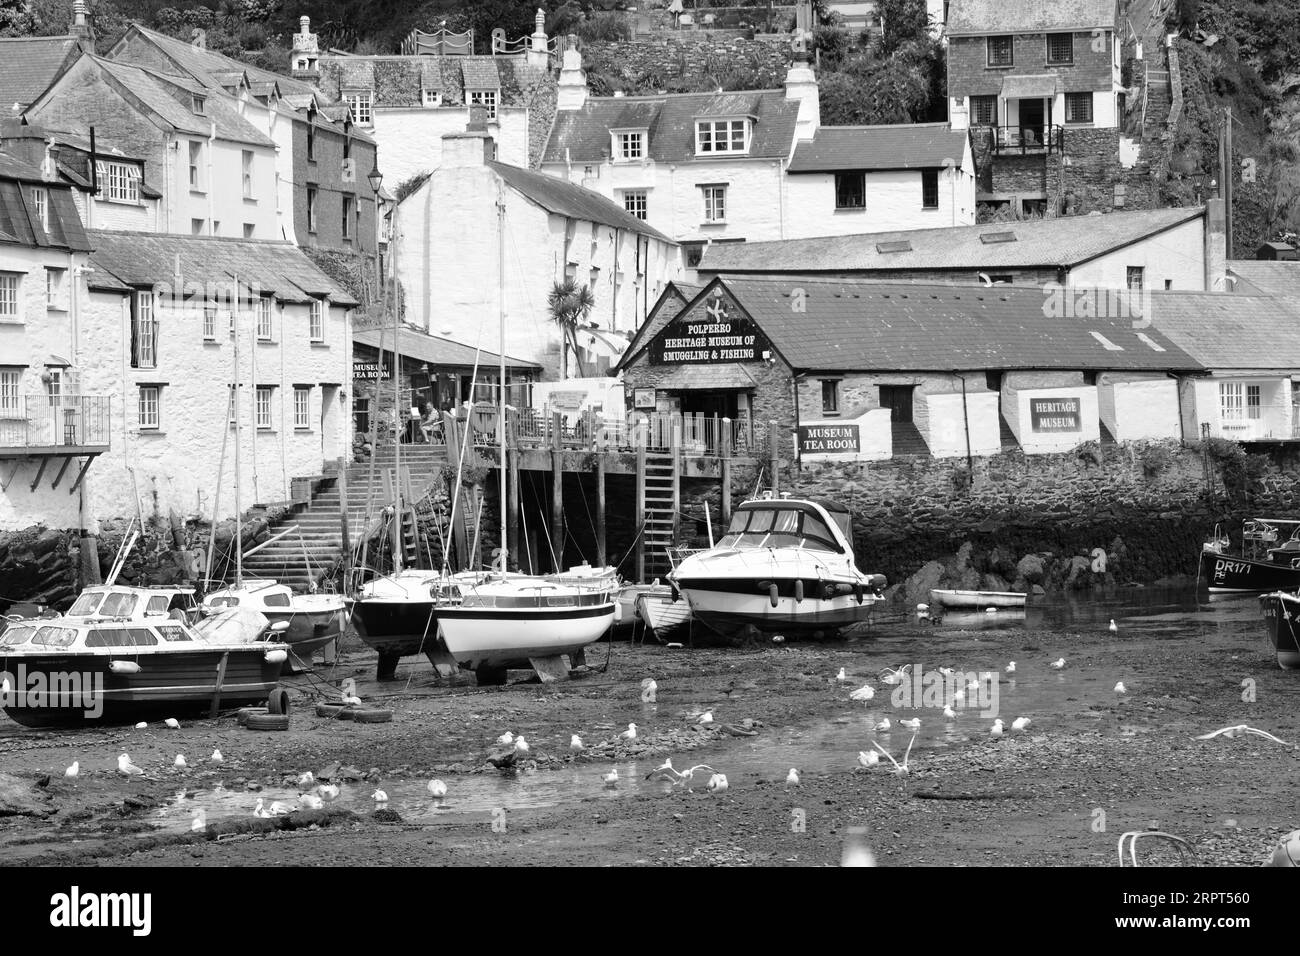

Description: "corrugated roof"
543 90 799 165
488 161 674 243
86 230 359 305
634 276 1199 373
946 0 1117 35
1148 291 1300 370
0 36 81 110
698 207 1205 273
788 124 968 173
1225 260 1300 298
353 327 540 370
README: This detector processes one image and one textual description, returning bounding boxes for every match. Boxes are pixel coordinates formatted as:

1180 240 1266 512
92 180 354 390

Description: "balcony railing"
991 124 1065 155
1202 405 1300 442
0 395 112 453
508 409 756 459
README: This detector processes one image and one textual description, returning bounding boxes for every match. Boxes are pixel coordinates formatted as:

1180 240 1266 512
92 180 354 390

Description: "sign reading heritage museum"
649 298 769 366
1029 397 1081 432
798 424 860 453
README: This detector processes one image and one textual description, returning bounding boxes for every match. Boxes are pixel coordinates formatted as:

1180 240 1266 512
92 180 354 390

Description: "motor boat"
669 493 886 636
929 589 1027 609
1200 518 1300 593
1258 591 1300 669
202 579 347 668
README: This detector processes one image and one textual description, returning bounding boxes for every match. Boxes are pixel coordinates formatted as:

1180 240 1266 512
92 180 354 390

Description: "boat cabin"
1241 518 1300 565
203 580 295 612
0 617 201 653
719 496 854 555
64 585 199 622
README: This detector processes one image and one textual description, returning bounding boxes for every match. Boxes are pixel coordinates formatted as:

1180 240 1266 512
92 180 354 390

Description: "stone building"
615 275 1200 463
0 0 93 113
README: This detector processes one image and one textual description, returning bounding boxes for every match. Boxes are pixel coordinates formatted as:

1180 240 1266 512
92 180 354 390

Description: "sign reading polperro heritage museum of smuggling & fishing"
649 297 770 365
1029 397 1081 432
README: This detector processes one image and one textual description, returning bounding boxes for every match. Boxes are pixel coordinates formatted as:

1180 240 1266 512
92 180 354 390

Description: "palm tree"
547 278 596 378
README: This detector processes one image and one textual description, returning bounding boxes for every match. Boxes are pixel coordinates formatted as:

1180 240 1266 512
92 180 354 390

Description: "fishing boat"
0 607 289 727
1258 591 1300 669
669 493 887 636
63 584 201 623
929 589 1027 609
202 579 347 666
635 587 692 640
1199 518 1300 593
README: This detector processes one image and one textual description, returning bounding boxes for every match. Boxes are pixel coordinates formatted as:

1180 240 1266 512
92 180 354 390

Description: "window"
188 141 202 190
1248 384 1262 419
834 172 865 210
468 89 497 119
191 94 205 115
191 218 205 235
306 120 316 161
1126 266 1144 291
695 119 749 155
309 299 324 342
342 196 354 239
31 187 48 231
138 385 160 430
255 386 273 429
0 369 19 415
1220 382 1254 421
294 386 310 429
921 169 940 209
46 268 64 308
970 95 997 126
203 306 216 340
423 88 441 107
243 223 255 239
987 36 1013 67
352 396 370 435
0 273 19 321
256 297 273 340
344 90 373 125
242 150 254 198
1065 92 1093 124
701 184 727 223
227 385 237 425
1046 33 1074 64
213 220 221 235
132 290 157 369
821 380 840 415
44 367 60 406
306 186 317 232
622 189 647 220
95 161 141 203
615 131 644 161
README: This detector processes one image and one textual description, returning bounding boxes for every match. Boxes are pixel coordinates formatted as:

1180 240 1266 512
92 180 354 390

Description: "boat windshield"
98 592 138 618
718 507 841 553
0 624 36 646
30 625 78 647
208 595 240 608
67 592 104 615
263 592 292 608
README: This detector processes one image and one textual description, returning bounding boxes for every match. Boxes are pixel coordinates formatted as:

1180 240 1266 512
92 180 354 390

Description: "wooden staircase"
639 451 678 581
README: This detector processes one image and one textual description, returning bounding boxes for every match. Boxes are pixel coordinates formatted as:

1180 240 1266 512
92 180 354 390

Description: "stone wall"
948 32 1116 99
579 33 793 93
1052 127 1159 215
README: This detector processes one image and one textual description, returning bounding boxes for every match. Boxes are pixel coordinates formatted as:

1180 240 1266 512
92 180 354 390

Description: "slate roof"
543 91 800 165
1147 292 1300 371
0 36 82 111
1225 261 1300 298
0 153 91 252
314 54 549 111
623 276 1199 373
119 26 319 99
788 124 969 173
488 161 674 243
620 281 704 364
946 0 1117 35
86 230 359 305
698 207 1205 274
354 327 540 370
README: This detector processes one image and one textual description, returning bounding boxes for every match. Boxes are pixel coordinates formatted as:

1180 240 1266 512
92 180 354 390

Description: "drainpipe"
207 122 216 234
791 370 805 471
956 370 973 473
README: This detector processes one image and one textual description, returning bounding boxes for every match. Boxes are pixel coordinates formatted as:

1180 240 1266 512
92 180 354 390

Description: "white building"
397 124 683 377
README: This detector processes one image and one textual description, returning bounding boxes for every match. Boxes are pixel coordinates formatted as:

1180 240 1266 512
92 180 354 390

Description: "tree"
547 278 595 379
875 0 928 57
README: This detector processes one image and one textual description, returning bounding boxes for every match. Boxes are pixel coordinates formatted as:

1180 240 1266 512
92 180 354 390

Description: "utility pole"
1221 106 1234 260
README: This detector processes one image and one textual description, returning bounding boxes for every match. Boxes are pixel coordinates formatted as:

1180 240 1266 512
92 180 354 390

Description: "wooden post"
721 416 732 525
635 439 646 583
551 411 564 572
671 417 682 549
338 460 352 591
596 452 607 567
506 440 520 572
768 419 780 495
209 651 230 719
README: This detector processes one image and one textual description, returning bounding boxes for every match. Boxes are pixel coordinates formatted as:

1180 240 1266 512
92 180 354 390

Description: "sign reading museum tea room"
649 298 769 365
798 424 860 453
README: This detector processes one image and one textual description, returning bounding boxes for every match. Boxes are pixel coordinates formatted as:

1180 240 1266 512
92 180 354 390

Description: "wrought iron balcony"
0 395 112 456
991 124 1065 155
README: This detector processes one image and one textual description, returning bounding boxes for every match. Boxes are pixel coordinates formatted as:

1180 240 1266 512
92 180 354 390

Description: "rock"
903 560 945 607
0 773 54 818
486 747 518 770
1016 554 1045 584
317 761 341 781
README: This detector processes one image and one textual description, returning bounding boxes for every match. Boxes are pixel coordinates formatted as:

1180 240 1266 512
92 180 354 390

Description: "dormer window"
423 89 442 108
467 89 497 119
192 94 206 115
343 90 373 126
613 130 646 161
695 118 750 156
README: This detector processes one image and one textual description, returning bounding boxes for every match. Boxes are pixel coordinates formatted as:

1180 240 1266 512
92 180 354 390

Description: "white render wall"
1070 218 1207 291
71 192 161 232
798 408 893 463
785 165 976 237
372 108 530 186
1193 375 1295 441
231 94 297 244
923 391 1001 457
1107 379 1181 441
1004 384 1100 453
166 133 279 239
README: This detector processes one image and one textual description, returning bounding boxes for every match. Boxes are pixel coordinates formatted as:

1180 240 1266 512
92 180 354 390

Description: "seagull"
316 783 340 800
950 688 966 706
1050 658 1066 670
1195 725 1292 746
64 761 79 778
427 779 447 798
1109 619 1118 633
645 759 719 789
965 679 981 692
985 607 997 614
899 717 921 732
1011 716 1031 732
496 731 515 746
134 721 147 729
268 800 293 816
871 732 918 776
874 717 891 732
339 678 361 705
785 768 800 786
117 753 144 776
253 798 271 818
619 723 637 741
174 754 187 768
210 749 223 764
990 719 1005 738
570 734 584 751
1005 662 1016 674
297 771 315 789
191 809 206 832
698 711 714 726
1114 681 1127 694
514 736 530 753
942 705 957 720
164 718 180 729
836 668 847 681
938 667 955 677
298 792 323 810
602 768 619 787
706 773 728 793
880 665 911 686
372 789 388 803
849 685 875 701
857 750 880 768
841 826 877 867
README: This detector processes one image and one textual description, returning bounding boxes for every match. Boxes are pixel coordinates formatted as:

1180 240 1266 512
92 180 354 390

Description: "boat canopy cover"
191 607 270 645
738 497 849 515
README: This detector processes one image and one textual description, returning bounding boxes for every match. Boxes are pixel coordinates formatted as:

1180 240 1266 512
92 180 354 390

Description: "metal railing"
991 124 1065 154
508 409 755 459
1201 405 1300 442
0 395 111 450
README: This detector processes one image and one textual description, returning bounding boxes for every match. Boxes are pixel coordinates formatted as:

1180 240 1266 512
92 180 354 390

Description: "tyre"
246 713 291 731
237 707 268 726
351 708 392 724
266 687 290 716
315 702 346 718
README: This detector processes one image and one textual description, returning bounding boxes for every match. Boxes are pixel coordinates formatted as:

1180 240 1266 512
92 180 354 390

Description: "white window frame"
255 385 274 430
138 385 160 430
135 290 157 369
422 88 442 107
256 297 273 341
622 189 648 220
344 90 373 125
1220 382 1245 422
0 368 20 416
203 306 217 340
188 141 202 190
0 273 19 322
46 267 64 308
293 386 311 429
96 161 142 203
309 299 325 342
227 385 237 425
614 130 645 161
242 150 254 198
31 187 48 231
44 367 61 406
701 184 727 223
468 89 498 119
695 118 750 156
1065 91 1094 124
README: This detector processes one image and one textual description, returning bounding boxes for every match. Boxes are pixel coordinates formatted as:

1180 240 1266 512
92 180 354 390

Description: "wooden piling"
671 416 682 551
768 419 780 495
507 436 520 572
596 452 607 567
721 416 733 525
635 439 646 583
551 411 564 572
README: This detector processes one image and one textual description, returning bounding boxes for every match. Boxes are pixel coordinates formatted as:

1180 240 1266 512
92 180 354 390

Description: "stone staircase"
890 422 932 457
238 445 448 591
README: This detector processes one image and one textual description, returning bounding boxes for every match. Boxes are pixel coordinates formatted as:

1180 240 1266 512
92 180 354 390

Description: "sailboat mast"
391 205 403 573
497 183 507 573
233 274 243 587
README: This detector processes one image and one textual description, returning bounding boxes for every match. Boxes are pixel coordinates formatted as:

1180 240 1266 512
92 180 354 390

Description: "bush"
1075 440 1103 467
1134 439 1177 478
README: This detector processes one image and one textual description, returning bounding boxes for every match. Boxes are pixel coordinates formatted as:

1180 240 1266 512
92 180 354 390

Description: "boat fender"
854 583 864 605
109 660 141 675
794 580 804 604
869 574 888 592
264 649 288 665
769 583 779 608
822 581 837 600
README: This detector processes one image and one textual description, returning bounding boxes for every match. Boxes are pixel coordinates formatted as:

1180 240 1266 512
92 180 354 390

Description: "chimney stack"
71 0 95 49
528 7 549 69
441 123 494 169
556 37 588 112
1204 198 1227 290
784 58 820 141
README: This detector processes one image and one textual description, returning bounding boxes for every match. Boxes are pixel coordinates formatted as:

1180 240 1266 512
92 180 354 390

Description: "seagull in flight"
1195 725 1292 746
879 665 912 686
645 758 719 789
871 731 918 776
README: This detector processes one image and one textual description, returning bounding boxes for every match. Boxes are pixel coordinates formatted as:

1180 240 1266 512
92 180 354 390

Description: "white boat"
636 589 691 639
63 584 200 623
347 569 462 679
669 493 887 636
929 589 1027 609
202 579 348 666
